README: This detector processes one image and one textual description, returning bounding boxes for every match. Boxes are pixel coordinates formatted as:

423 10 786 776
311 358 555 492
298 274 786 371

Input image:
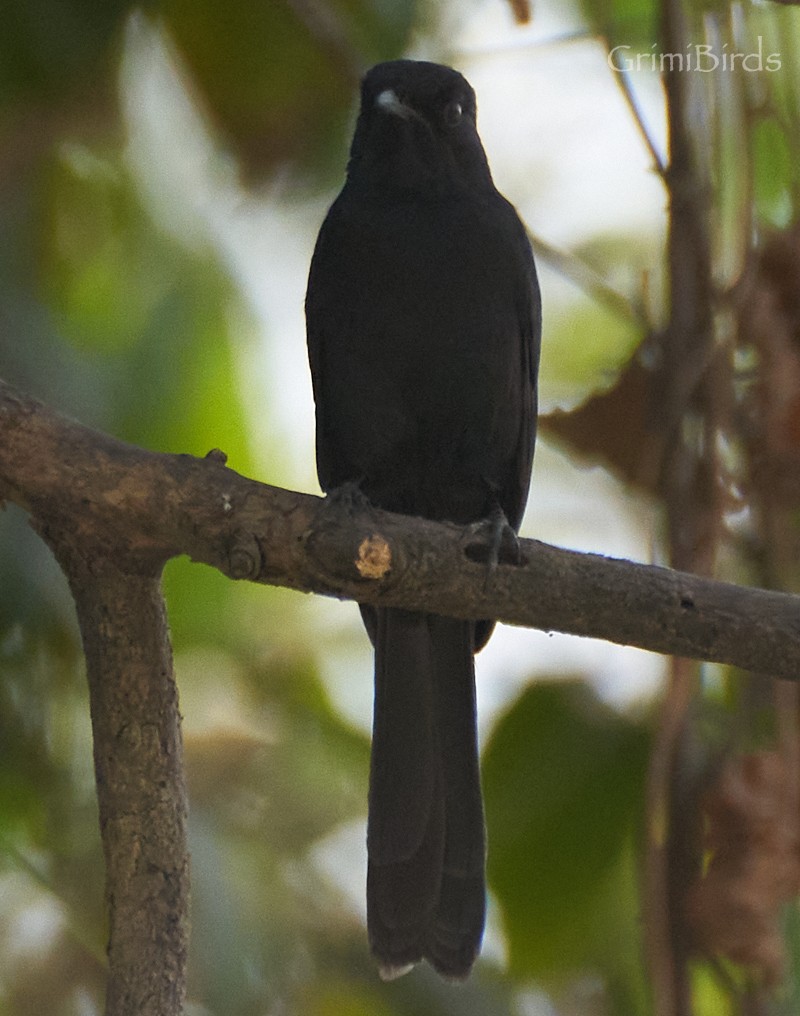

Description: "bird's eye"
443 101 463 127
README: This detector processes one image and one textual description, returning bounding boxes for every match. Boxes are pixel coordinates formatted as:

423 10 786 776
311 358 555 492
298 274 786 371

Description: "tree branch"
46 546 188 1016
2 376 800 679
648 0 722 1010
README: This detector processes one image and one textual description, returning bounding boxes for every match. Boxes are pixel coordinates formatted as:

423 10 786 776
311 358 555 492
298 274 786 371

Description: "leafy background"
2 0 800 1014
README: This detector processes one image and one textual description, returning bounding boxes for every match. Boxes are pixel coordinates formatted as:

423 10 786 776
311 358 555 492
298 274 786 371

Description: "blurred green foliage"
578 0 660 49
161 0 416 182
0 0 134 105
3 0 800 1014
484 682 649 1004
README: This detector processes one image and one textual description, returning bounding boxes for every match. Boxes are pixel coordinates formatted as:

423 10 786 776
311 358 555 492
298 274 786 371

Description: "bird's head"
346 60 493 196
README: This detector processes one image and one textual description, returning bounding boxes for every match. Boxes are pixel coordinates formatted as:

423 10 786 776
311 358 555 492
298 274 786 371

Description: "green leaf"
484 681 649 993
577 0 659 50
0 0 132 109
752 118 794 229
159 0 417 182
299 978 397 1016
41 147 173 354
541 278 644 408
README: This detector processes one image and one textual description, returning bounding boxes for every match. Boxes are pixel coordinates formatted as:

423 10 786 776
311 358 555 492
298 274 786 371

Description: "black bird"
305 59 541 980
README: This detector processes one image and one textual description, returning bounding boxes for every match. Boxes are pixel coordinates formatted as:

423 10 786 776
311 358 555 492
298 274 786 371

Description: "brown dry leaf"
540 355 663 493
740 225 800 507
685 751 800 985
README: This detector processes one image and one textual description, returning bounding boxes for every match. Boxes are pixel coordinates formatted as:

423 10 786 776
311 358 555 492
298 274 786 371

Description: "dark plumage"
305 59 541 979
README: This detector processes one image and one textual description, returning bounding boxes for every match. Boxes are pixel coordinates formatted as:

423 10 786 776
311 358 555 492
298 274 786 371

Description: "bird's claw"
465 505 521 590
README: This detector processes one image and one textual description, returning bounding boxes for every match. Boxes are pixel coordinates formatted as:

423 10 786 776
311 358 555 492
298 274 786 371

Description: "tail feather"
366 607 486 980
427 615 485 977
425 870 486 976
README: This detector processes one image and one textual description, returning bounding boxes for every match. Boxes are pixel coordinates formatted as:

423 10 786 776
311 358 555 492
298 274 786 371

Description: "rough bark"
2 377 800 680
44 544 189 1016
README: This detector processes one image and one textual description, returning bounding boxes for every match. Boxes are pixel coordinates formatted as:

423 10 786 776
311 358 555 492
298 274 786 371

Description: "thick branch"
2 377 800 680
44 547 189 1016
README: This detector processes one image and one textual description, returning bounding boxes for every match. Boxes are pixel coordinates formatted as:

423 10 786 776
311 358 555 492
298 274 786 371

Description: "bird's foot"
324 480 372 515
465 504 521 590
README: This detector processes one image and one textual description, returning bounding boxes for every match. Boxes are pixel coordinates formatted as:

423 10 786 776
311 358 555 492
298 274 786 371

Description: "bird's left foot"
465 504 521 588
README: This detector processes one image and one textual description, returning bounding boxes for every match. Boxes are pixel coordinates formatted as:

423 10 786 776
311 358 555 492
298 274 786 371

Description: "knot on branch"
227 531 262 580
355 534 392 579
303 509 401 593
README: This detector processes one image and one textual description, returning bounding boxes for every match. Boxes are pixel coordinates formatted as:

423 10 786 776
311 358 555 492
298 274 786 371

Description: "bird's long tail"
365 607 486 979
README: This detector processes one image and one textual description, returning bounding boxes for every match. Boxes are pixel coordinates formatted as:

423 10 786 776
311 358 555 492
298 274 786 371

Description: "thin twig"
528 231 648 326
611 62 668 177
644 657 695 1016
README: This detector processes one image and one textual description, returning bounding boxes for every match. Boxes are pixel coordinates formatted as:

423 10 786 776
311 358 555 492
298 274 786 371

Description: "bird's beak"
375 89 420 122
